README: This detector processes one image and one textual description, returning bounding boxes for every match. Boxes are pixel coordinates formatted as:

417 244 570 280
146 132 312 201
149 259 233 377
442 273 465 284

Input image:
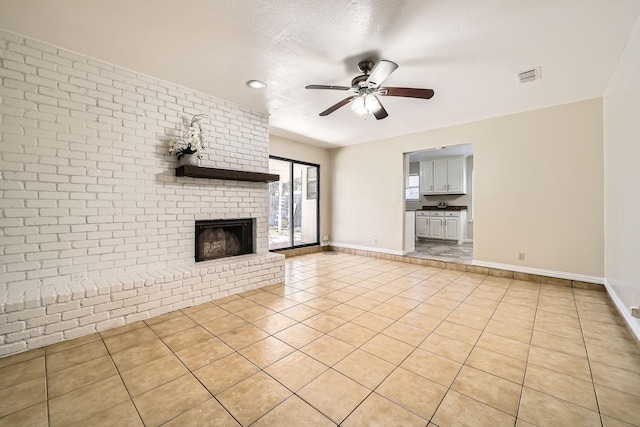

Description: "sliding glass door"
268 157 319 250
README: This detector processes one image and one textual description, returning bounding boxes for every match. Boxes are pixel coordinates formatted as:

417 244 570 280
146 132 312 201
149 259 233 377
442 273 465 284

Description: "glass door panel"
268 157 319 250
268 159 292 250
293 163 318 246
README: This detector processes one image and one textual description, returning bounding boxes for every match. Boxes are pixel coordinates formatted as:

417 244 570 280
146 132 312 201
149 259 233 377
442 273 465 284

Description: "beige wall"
331 98 604 277
269 135 332 243
604 16 640 329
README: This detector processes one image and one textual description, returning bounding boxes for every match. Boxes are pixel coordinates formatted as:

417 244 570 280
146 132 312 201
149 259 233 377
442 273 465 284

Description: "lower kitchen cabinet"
416 210 467 244
444 217 459 240
416 215 429 238
429 216 445 239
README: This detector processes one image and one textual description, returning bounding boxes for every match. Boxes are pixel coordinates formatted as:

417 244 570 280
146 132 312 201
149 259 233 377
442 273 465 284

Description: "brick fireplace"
0 29 284 356
195 218 255 262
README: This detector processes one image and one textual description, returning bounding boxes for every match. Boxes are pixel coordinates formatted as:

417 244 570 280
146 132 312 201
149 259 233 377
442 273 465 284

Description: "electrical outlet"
373 238 378 245
517 252 525 261
631 306 640 319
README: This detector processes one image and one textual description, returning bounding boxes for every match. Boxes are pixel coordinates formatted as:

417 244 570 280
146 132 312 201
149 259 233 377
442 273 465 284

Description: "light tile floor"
1 253 639 426
409 240 474 264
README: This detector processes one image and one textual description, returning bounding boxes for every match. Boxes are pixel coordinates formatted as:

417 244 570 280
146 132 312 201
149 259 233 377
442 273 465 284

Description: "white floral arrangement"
168 114 207 159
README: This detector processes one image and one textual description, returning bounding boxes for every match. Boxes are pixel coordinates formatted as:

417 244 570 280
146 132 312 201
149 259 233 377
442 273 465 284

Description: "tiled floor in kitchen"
408 239 474 264
1 252 639 426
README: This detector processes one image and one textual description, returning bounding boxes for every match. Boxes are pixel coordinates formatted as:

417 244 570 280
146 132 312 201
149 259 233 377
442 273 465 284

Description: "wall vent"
518 67 541 84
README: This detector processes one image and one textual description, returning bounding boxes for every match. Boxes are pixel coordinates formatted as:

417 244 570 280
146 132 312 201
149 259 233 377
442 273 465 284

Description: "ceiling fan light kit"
306 59 435 120
351 94 381 115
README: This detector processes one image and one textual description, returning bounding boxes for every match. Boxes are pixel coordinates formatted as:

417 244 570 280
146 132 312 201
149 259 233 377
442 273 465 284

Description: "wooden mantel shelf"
175 165 279 183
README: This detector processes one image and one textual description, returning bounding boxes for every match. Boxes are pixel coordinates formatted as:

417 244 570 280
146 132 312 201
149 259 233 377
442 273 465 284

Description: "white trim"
604 279 640 344
464 239 474 243
331 242 405 256
472 260 604 284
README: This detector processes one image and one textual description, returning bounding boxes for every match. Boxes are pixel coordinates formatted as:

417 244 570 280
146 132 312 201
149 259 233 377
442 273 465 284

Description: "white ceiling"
1 0 639 148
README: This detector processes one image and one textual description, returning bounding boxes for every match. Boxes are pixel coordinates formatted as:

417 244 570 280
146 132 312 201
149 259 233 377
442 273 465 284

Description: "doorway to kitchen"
404 144 474 264
268 156 320 250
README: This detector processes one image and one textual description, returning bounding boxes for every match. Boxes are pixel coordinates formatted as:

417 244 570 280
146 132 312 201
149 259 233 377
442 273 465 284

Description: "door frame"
268 155 321 251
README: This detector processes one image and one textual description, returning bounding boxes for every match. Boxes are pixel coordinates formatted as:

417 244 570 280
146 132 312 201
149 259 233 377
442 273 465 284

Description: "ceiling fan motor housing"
351 74 369 89
357 60 375 74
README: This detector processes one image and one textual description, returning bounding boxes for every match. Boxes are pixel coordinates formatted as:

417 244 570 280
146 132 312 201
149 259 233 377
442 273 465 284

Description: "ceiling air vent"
518 67 541 84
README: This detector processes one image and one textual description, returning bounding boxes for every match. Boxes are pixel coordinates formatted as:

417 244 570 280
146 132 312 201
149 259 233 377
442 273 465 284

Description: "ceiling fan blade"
379 87 435 99
305 85 351 91
366 60 398 88
319 96 356 116
373 98 388 120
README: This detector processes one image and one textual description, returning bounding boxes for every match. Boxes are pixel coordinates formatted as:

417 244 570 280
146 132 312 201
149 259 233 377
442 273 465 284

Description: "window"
405 174 420 200
306 167 317 200
268 157 319 250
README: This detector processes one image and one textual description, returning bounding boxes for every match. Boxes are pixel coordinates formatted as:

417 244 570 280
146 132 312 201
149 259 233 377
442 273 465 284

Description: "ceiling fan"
305 59 434 120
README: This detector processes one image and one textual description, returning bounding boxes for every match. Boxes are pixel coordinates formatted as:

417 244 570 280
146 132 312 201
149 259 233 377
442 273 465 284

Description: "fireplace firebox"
195 219 254 262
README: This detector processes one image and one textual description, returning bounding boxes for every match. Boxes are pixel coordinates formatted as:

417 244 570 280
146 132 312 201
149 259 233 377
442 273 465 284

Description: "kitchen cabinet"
433 160 448 193
420 157 466 195
416 214 429 238
429 216 445 239
447 158 465 193
415 210 467 243
444 216 459 240
419 161 434 193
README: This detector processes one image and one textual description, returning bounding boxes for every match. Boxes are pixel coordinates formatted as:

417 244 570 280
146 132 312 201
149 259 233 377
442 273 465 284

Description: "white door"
416 216 429 237
447 158 464 193
433 160 448 193
429 217 444 239
420 161 434 194
444 218 459 240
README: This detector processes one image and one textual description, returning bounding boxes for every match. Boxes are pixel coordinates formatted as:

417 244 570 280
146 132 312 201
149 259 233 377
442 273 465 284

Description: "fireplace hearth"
195 219 254 262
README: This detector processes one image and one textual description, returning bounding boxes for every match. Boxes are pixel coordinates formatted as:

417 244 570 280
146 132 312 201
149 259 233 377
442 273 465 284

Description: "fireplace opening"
195 218 254 262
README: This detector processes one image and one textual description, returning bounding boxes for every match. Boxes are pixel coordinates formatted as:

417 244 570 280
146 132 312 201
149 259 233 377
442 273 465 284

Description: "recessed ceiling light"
246 80 266 89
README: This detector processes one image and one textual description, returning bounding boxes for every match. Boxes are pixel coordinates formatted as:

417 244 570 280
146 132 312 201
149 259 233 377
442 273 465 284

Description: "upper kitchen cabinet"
420 157 467 195
419 160 434 193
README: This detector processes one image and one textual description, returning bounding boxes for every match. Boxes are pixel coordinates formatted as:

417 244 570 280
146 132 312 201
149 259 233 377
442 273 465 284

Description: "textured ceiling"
1 0 639 147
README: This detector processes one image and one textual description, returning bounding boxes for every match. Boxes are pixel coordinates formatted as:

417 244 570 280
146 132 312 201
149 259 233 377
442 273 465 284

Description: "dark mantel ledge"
175 165 279 183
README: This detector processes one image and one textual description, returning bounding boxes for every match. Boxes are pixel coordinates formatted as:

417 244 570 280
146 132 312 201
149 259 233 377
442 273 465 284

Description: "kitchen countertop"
418 205 468 211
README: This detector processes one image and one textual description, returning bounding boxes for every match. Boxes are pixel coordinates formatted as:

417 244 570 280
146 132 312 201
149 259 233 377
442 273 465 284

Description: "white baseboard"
603 279 640 344
330 242 405 256
472 260 604 284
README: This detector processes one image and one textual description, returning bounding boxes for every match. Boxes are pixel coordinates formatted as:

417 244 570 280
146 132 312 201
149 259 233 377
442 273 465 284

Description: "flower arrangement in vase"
169 114 207 166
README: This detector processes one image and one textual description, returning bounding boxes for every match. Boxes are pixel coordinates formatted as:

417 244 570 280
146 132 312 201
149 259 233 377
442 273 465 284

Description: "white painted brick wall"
0 29 272 286
0 29 285 356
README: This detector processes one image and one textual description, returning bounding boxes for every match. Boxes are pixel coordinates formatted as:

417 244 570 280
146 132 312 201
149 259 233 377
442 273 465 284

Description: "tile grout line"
283 267 497 423
514 277 543 427
45 348 50 427
247 260 445 425
427 275 516 424
102 323 156 427
525 289 614 419
192 257 631 424
573 289 605 427
3 253 631 426
165 305 253 427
